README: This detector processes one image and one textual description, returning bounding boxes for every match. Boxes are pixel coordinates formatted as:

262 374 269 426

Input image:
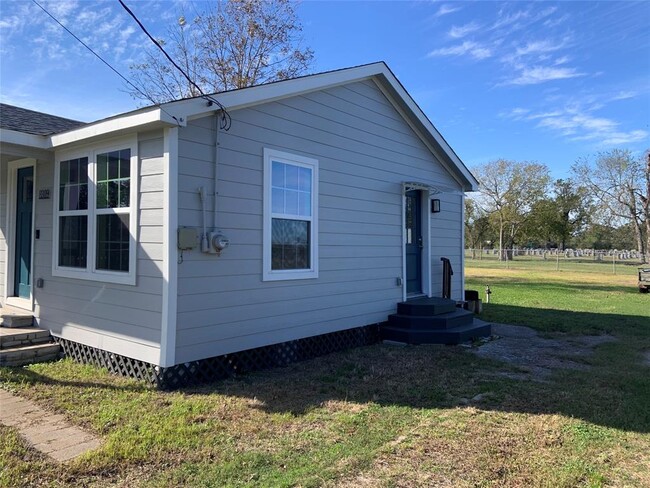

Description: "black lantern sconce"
431 199 441 213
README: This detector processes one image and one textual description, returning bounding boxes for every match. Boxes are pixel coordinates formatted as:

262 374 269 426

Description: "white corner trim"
160 127 179 368
460 192 466 301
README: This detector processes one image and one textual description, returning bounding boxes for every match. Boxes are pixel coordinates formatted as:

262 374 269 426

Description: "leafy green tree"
473 159 550 259
464 198 492 257
572 149 646 259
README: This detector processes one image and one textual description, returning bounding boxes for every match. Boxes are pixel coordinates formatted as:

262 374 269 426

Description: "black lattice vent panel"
158 324 380 389
56 324 380 389
56 338 159 384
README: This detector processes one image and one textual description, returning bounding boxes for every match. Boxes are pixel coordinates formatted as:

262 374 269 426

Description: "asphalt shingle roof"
0 103 86 136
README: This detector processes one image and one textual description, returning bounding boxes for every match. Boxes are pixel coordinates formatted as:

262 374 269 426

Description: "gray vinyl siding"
430 192 463 299
175 80 464 363
33 131 165 364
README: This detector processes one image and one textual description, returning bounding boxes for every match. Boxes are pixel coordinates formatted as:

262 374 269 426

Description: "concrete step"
0 327 52 349
0 343 61 367
388 309 475 330
380 319 492 345
397 297 457 317
0 307 34 328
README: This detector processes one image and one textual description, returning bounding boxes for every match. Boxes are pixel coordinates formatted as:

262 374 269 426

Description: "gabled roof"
1 62 478 191
0 103 85 135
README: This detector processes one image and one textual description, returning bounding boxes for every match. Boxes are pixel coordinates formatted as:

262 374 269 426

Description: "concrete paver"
0 388 101 462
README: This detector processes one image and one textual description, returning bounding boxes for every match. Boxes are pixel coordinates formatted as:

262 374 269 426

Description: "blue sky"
0 1 648 178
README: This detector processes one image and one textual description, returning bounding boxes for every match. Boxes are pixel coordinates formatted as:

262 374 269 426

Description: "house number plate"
38 189 50 200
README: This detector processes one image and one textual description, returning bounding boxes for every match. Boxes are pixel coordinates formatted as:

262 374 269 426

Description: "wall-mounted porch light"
431 199 441 213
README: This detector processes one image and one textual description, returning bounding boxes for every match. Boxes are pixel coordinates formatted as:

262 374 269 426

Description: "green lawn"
1 264 649 487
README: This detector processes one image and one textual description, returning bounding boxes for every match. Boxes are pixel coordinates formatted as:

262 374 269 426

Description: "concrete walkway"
0 389 101 462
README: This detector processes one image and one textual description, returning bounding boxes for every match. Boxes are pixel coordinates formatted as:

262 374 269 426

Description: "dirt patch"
471 323 616 381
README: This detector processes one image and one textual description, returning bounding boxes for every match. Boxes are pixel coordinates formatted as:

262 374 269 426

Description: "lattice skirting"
55 324 380 389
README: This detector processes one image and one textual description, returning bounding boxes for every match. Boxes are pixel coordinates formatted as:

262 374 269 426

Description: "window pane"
299 167 311 193
285 189 299 215
59 157 88 210
96 214 130 272
108 152 119 179
97 154 108 182
97 149 130 209
272 161 284 187
271 218 310 270
272 188 284 214
119 180 130 208
285 164 299 190
59 216 87 268
298 192 311 217
120 150 130 178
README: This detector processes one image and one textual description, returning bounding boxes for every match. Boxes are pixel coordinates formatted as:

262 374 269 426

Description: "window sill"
262 269 318 282
52 267 136 286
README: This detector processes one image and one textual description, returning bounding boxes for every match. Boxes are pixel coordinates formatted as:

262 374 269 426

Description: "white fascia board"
164 63 388 122
49 107 183 149
0 128 49 149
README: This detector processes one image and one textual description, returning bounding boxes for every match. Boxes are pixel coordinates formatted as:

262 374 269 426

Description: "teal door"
405 190 422 295
14 166 34 299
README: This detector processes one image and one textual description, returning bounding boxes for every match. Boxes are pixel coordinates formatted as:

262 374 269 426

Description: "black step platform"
380 297 491 345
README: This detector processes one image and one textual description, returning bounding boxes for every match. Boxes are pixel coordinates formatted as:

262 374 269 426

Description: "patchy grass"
1 264 649 487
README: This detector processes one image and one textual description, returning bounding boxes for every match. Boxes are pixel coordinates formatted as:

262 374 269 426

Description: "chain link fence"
465 248 648 275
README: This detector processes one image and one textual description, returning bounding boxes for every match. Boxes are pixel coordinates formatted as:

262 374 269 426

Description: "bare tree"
572 149 647 260
473 159 550 260
128 0 314 103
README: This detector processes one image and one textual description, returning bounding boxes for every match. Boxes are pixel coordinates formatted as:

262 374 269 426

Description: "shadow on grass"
178 304 650 434
2 309 648 436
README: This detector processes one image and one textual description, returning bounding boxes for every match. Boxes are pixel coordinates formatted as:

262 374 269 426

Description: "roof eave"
0 128 50 150
48 107 182 149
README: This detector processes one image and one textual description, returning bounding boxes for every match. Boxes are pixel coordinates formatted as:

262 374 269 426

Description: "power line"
118 0 231 130
31 0 182 126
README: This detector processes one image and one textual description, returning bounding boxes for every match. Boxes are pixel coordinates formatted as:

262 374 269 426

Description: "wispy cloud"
449 22 481 39
515 38 569 56
428 41 492 60
435 4 461 18
505 66 585 85
427 4 584 87
501 90 649 147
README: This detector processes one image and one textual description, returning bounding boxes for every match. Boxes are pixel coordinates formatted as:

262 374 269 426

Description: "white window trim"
263 148 318 281
52 135 138 285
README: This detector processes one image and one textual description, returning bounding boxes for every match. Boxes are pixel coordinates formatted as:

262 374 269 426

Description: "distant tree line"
466 149 650 262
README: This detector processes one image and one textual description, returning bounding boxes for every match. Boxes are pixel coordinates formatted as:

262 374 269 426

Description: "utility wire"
118 0 231 130
31 0 182 126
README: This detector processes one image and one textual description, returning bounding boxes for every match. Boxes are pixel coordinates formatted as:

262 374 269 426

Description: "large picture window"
263 149 318 281
53 137 137 285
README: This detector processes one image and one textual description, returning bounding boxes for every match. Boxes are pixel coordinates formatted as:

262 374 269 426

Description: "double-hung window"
263 149 318 281
53 136 137 285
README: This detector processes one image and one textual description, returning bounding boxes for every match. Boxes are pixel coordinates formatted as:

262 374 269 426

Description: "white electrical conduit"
213 112 220 230
198 186 209 252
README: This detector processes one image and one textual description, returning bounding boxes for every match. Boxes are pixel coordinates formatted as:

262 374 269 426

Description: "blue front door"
405 190 422 295
14 166 33 299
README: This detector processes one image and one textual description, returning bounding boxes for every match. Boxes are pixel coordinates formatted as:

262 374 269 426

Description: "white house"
0 62 483 386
